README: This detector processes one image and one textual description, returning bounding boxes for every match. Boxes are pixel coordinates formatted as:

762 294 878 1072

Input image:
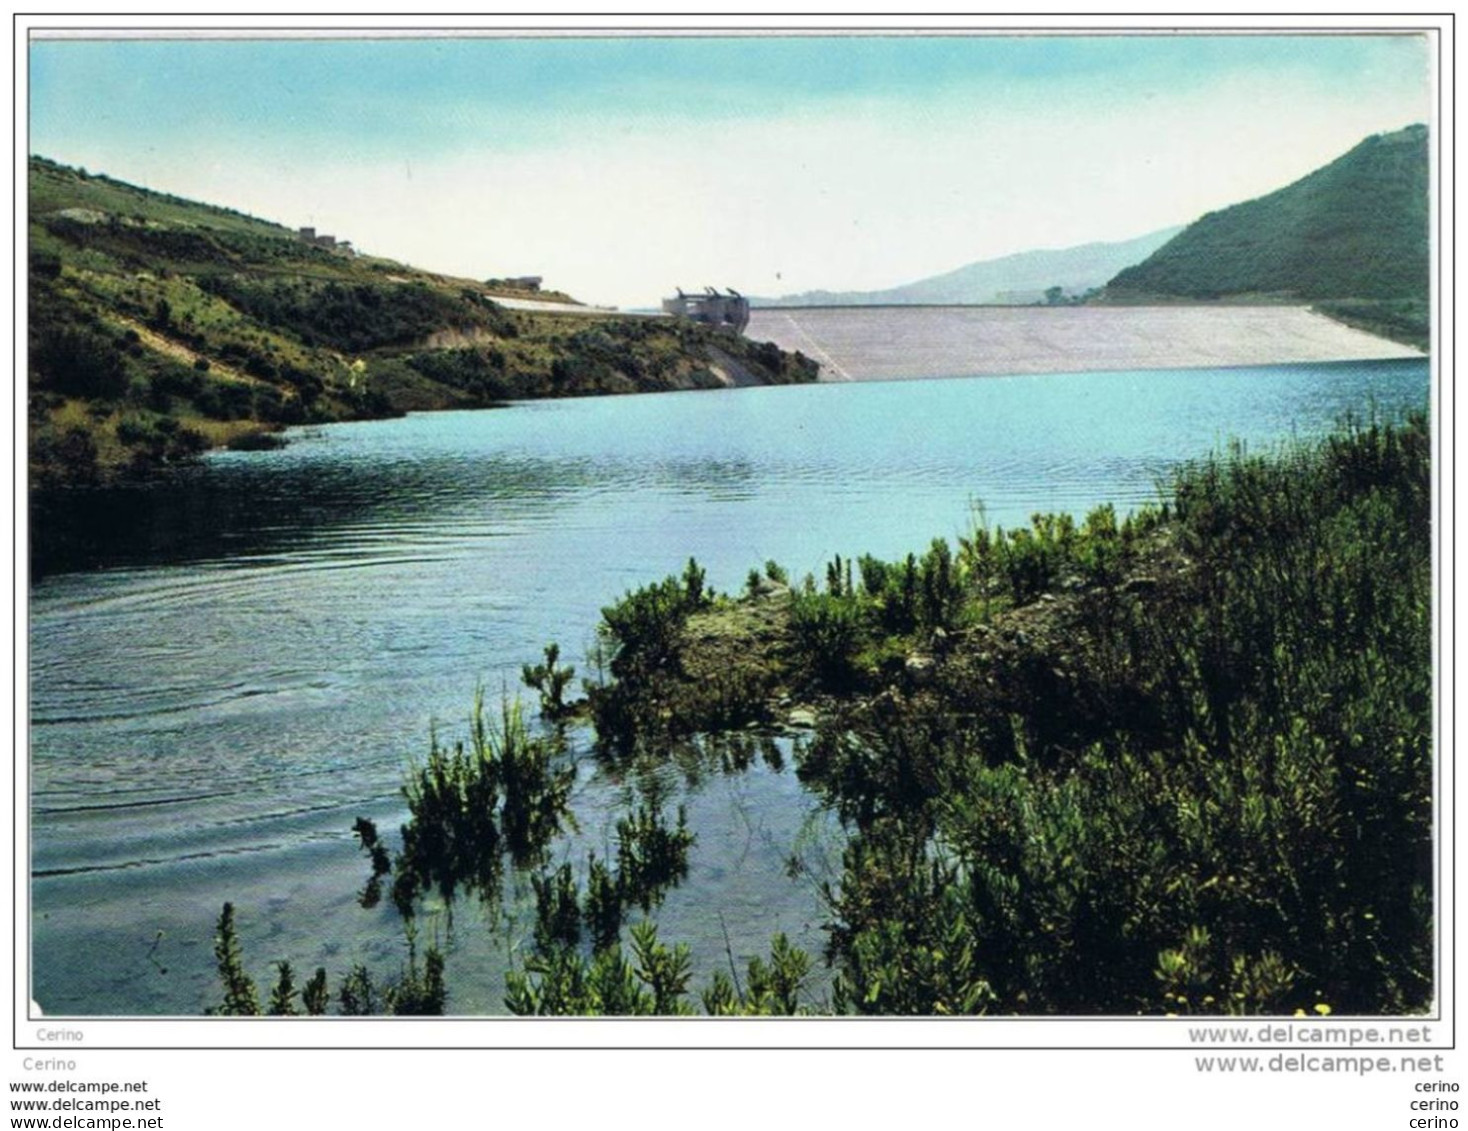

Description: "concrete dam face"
744 306 1423 382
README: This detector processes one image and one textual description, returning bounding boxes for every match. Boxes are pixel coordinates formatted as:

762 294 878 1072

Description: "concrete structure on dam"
745 305 1423 382
663 287 752 333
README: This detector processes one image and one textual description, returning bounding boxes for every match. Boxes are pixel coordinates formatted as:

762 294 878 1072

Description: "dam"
745 305 1423 381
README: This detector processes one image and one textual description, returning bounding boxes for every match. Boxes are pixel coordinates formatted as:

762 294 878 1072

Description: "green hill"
28 157 817 485
1105 125 1429 346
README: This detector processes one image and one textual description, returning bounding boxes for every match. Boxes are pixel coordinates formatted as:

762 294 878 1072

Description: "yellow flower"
1314 1003 1332 1016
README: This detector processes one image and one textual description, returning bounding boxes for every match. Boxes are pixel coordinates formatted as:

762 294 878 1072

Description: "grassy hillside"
28 157 818 485
1105 125 1429 346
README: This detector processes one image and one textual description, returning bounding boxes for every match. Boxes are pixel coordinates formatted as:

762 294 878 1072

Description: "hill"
27 157 818 485
1105 125 1429 346
753 226 1182 308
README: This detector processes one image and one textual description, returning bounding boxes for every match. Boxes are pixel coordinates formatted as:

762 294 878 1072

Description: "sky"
28 32 1432 309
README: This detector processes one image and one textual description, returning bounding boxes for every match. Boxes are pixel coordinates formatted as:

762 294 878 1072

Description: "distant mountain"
1105 124 1429 345
752 226 1183 307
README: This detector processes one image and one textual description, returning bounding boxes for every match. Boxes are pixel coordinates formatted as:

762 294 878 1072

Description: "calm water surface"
30 359 1430 1014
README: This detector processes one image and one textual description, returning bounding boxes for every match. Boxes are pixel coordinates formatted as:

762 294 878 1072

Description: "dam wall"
745 305 1423 382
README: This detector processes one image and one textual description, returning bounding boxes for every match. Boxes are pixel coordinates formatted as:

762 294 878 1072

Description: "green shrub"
587 561 719 746
33 326 128 399
505 921 815 1016
614 794 695 913
918 538 961 630
208 902 446 1016
788 591 865 688
521 641 576 719
600 576 692 682
531 863 582 951
208 902 260 1016
362 692 576 919
806 416 1432 1015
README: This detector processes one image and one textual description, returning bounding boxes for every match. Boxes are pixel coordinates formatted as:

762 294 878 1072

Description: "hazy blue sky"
29 33 1431 307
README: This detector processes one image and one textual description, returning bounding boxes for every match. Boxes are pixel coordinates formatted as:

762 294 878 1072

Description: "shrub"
226 430 287 452
614 793 695 913
505 920 815 1017
33 326 128 399
917 538 961 630
208 902 446 1016
521 641 576 719
808 417 1432 1015
588 561 719 746
209 903 260 1016
599 576 691 682
363 692 576 919
788 591 865 688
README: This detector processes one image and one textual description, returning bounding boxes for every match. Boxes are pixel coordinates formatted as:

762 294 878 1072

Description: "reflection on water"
29 359 1429 1014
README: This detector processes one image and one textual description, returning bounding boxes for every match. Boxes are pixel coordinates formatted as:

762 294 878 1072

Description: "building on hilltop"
297 227 354 256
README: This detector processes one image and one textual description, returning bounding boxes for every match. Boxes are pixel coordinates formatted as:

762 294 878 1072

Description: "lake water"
28 357 1430 1015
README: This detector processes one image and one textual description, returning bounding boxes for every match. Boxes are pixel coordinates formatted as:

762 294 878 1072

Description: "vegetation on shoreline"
208 901 446 1016
583 414 1433 1015
28 156 818 485
352 694 577 919
1313 298 1430 352
204 413 1430 1017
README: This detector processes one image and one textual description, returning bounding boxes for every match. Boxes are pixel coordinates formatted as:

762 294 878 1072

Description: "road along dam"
744 305 1423 381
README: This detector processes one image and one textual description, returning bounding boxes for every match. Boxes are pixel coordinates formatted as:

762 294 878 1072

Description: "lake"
28 356 1430 1015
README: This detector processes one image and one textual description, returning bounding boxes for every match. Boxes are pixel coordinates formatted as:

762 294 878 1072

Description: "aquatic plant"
531 862 582 951
208 902 260 1016
301 968 330 1016
521 784 696 957
505 920 815 1016
206 902 447 1016
267 961 300 1016
614 791 695 914
361 691 577 919
386 934 448 1016
504 936 652 1016
521 641 576 719
703 933 814 1016
628 921 696 1015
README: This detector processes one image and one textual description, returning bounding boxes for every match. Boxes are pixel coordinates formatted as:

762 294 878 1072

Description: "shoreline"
29 349 1429 496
